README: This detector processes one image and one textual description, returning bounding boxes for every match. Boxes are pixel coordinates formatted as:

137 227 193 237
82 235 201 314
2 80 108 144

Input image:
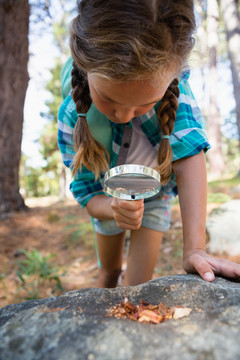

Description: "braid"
71 62 109 178
155 78 180 185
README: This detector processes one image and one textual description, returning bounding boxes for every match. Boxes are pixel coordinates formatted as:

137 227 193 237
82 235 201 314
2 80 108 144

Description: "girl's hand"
110 197 144 230
183 250 240 282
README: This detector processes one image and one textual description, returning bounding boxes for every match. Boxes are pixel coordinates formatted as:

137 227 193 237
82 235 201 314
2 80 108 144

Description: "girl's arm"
173 151 240 281
173 151 207 258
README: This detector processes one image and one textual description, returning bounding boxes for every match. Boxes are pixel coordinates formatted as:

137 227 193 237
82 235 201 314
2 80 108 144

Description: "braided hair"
156 78 180 184
71 63 109 178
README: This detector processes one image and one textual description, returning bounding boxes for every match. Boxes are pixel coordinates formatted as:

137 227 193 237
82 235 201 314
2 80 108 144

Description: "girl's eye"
100 94 156 109
101 95 114 103
140 103 155 109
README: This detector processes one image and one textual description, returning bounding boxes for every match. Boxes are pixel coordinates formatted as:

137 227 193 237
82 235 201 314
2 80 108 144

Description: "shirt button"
123 142 130 148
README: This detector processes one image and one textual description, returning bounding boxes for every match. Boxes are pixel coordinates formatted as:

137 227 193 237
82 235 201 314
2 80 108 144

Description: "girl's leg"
96 231 126 288
123 226 162 286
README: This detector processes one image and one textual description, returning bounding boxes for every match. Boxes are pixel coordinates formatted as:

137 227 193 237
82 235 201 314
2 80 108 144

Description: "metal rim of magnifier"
104 164 161 200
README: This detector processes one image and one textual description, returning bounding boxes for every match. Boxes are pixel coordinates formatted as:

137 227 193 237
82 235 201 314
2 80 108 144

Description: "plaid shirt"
58 70 210 208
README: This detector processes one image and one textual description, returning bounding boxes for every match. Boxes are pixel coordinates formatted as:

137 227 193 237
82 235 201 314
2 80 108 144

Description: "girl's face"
88 72 176 124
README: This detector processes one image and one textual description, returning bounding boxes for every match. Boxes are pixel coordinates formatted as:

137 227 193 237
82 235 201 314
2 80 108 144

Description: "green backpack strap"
86 103 112 156
61 57 112 156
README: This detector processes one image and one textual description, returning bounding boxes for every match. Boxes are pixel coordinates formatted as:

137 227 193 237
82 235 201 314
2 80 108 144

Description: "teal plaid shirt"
58 70 210 207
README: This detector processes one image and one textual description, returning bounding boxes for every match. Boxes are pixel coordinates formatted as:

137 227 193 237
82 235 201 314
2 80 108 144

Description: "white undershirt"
125 118 158 168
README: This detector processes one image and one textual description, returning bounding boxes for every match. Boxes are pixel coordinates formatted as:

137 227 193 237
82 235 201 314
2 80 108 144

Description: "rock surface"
206 199 240 255
0 274 240 360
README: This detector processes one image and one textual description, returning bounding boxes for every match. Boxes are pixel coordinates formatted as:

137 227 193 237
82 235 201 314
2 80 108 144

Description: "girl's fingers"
187 253 215 282
111 198 143 215
118 206 143 221
115 210 143 229
186 251 240 282
207 257 240 279
118 199 144 211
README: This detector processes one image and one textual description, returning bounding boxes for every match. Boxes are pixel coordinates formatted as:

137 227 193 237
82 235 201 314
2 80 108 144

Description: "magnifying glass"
104 164 161 200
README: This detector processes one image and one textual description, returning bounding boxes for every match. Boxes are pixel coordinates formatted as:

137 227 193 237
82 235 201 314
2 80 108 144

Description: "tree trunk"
207 0 226 176
0 0 29 217
220 0 240 150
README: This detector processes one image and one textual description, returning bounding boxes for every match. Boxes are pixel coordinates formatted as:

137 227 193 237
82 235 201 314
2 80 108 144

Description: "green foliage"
19 155 61 197
47 212 60 223
39 61 63 178
208 176 240 188
0 262 9 302
16 249 64 300
60 213 95 250
222 138 240 175
191 1 229 69
207 192 232 203
42 62 64 122
20 4 73 198
39 9 72 171
207 174 240 204
64 222 94 249
17 249 56 278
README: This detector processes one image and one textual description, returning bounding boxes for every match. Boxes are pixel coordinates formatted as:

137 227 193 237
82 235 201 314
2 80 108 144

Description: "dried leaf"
173 306 192 319
106 299 192 325
138 309 164 324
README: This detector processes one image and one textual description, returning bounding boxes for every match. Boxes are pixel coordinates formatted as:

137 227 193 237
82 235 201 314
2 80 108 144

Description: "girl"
58 0 240 288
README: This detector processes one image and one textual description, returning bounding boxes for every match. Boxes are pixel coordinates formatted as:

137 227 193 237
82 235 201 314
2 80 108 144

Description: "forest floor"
0 176 240 308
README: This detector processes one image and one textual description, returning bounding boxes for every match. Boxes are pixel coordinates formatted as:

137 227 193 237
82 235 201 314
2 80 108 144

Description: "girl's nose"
114 107 136 123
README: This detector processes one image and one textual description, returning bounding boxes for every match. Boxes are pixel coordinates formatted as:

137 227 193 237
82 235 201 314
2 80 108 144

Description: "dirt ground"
0 193 239 309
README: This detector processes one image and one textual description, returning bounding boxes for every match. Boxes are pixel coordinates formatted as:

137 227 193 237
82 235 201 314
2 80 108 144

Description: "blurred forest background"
0 0 240 307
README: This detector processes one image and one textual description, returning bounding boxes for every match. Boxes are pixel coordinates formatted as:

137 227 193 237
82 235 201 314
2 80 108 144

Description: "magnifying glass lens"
104 165 161 200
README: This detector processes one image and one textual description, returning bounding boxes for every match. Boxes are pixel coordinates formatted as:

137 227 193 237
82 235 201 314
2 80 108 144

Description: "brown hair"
71 64 109 178
70 0 195 184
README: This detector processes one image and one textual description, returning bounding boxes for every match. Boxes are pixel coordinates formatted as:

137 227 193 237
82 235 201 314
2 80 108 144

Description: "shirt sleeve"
170 70 211 162
57 95 106 208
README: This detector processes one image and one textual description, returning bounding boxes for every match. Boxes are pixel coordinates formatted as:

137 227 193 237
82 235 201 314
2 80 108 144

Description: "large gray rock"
0 274 240 360
206 199 240 256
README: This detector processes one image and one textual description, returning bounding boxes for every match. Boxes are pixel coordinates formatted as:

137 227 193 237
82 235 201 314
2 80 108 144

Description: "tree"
206 0 226 176
0 0 29 217
0 0 65 217
220 0 240 150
